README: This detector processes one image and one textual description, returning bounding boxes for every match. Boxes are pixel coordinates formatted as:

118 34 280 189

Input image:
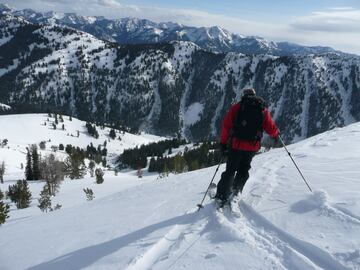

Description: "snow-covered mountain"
1 118 360 269
0 3 342 56
0 13 359 142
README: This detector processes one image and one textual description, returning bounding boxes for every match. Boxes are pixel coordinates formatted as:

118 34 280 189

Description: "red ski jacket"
220 102 279 152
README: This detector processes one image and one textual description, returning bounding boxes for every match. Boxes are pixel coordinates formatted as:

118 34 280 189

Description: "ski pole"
278 135 312 192
197 156 224 211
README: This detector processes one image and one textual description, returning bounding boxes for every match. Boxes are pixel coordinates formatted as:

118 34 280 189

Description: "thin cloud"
328 7 355 11
291 8 360 33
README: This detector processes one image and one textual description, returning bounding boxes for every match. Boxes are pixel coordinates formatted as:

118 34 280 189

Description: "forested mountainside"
1 13 359 142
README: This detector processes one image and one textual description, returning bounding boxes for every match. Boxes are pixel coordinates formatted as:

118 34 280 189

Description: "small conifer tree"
25 149 33 180
7 180 32 209
31 144 41 180
0 199 10 225
0 161 5 183
88 161 95 177
38 185 52 212
95 168 104 184
59 144 64 151
83 188 95 201
109 129 116 139
52 204 62 211
64 152 86 179
39 141 46 150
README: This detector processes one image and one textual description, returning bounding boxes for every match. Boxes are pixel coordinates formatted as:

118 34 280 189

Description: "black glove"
271 135 281 148
220 143 228 156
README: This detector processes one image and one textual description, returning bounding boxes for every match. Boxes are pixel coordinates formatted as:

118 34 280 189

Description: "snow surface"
1 119 360 269
184 102 203 126
0 114 163 179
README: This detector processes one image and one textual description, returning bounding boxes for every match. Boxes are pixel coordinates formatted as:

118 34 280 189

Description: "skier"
214 88 279 207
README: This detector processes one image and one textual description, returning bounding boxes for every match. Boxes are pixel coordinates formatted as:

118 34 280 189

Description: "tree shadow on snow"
26 206 210 270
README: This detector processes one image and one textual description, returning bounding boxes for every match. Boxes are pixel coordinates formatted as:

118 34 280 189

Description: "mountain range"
0 6 360 142
0 3 343 57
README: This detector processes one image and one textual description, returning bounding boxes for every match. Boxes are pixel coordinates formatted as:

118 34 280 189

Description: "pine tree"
25 148 33 180
59 144 64 151
0 200 10 225
174 154 186 173
109 129 116 139
0 161 5 183
64 152 86 179
39 141 46 150
148 157 156 172
88 161 95 177
83 188 95 201
31 145 40 180
102 157 107 167
38 185 52 212
95 168 104 184
7 180 32 209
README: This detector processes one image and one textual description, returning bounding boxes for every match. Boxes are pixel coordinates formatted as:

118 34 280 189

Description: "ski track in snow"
238 202 351 270
125 198 352 270
125 208 206 270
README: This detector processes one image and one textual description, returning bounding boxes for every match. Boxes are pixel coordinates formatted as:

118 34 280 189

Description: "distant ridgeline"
1 13 360 142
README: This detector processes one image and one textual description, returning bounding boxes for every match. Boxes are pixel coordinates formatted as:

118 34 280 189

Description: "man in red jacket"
215 88 279 206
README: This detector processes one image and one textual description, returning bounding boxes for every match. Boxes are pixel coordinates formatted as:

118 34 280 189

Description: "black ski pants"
215 149 255 201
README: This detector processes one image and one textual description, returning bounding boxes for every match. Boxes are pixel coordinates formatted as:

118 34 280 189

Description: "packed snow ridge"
1 114 360 269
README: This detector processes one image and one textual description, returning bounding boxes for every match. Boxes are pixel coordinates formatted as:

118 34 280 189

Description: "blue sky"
3 0 360 54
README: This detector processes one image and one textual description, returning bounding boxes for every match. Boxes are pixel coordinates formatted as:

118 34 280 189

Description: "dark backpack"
232 96 265 141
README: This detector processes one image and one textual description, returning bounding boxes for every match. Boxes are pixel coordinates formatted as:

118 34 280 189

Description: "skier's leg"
215 171 234 201
215 151 238 201
233 151 255 196
233 170 249 196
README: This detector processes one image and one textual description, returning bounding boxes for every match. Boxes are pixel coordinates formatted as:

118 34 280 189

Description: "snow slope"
0 113 163 179
1 122 360 269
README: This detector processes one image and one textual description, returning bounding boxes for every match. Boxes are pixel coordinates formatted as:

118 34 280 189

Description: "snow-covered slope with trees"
0 3 343 57
0 13 359 142
1 120 360 269
0 113 163 179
